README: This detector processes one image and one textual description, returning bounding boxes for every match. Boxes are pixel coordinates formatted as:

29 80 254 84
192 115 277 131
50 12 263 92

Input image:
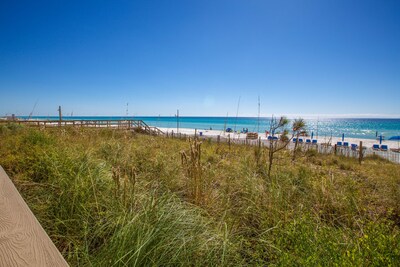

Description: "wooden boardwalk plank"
0 166 69 267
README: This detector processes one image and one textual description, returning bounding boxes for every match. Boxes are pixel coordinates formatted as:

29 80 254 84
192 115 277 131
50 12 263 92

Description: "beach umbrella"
379 135 383 145
311 131 314 140
342 133 344 141
388 136 400 141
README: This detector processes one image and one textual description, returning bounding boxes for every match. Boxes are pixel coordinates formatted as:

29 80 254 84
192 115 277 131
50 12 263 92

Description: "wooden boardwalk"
0 166 69 267
0 119 164 135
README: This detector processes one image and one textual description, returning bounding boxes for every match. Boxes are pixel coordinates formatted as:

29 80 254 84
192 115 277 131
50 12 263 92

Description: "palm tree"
292 118 306 161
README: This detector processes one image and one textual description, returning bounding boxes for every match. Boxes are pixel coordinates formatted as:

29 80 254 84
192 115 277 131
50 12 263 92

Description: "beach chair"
372 144 380 150
351 144 358 150
306 139 311 144
312 140 317 144
337 141 342 146
293 138 297 143
267 136 272 140
273 136 278 140
380 145 388 151
343 142 349 147
298 138 304 143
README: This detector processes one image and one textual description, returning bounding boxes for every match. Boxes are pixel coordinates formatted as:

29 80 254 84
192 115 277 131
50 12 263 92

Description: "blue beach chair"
312 140 317 144
380 145 388 151
298 138 304 143
293 138 297 143
372 144 380 150
306 139 311 144
351 144 358 150
337 141 342 146
343 142 349 147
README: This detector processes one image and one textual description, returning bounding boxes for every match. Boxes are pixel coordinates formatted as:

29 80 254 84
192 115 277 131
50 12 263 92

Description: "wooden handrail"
0 166 69 266
0 119 164 135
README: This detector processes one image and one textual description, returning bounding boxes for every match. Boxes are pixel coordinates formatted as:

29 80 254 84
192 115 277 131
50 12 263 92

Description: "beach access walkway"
0 119 164 135
0 166 69 266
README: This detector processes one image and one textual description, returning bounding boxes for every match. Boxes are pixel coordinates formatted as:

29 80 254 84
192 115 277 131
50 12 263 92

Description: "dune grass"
0 124 399 266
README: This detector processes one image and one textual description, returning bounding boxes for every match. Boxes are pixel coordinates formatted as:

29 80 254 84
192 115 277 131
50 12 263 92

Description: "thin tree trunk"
292 132 300 161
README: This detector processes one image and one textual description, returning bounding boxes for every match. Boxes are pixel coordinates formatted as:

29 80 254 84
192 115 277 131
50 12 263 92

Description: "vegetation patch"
0 127 399 266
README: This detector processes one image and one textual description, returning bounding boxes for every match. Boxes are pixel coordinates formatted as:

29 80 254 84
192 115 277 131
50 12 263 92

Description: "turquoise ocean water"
21 116 400 140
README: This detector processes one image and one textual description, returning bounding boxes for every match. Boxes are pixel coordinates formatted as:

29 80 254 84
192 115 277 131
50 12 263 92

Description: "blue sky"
1 0 399 117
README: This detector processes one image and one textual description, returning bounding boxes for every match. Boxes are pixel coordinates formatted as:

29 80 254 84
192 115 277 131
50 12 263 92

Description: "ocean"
20 116 400 140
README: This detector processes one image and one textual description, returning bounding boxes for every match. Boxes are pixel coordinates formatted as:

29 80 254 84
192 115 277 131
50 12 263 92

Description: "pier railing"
0 119 164 135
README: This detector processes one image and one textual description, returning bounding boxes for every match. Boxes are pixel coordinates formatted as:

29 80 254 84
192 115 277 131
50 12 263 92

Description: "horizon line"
11 114 400 119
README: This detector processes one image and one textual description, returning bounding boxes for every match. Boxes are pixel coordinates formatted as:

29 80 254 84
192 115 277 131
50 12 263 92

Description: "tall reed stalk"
180 138 203 205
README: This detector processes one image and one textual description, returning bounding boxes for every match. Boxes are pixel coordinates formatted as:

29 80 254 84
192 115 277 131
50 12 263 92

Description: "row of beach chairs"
336 142 360 150
266 136 317 143
372 144 389 151
266 136 396 154
293 138 317 144
336 141 388 151
267 138 392 153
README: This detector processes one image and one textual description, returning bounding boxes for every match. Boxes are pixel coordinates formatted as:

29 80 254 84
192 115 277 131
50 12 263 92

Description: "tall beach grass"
0 124 399 266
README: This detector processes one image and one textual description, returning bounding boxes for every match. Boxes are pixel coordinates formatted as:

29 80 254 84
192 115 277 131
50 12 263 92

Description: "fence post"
334 144 337 156
359 141 363 164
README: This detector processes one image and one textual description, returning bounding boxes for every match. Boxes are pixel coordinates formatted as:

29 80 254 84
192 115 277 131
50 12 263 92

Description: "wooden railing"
0 119 164 135
0 166 69 266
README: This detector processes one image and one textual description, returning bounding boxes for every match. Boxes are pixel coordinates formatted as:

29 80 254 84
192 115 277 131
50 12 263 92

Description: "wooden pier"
0 166 69 266
0 119 164 135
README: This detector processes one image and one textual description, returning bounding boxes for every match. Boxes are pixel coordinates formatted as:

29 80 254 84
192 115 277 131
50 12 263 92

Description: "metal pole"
58 106 62 127
177 109 179 134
